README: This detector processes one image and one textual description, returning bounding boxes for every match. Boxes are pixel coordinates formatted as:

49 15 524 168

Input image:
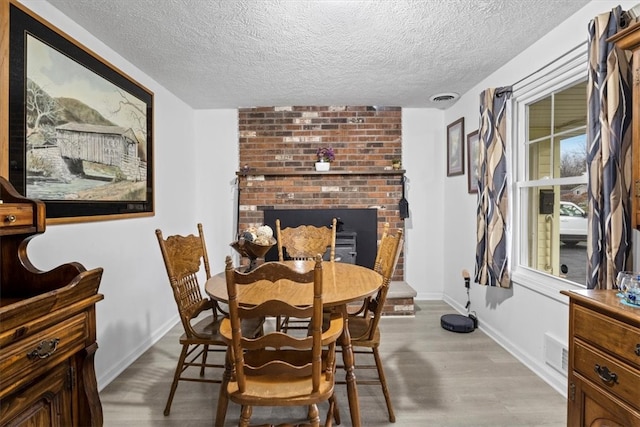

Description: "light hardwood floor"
100 301 567 426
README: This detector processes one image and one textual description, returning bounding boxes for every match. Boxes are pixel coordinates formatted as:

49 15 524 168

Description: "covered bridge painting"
55 123 145 181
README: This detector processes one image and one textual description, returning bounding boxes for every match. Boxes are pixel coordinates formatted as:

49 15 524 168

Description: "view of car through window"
558 199 587 285
559 201 587 247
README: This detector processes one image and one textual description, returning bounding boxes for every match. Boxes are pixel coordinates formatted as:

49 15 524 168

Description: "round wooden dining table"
205 260 383 427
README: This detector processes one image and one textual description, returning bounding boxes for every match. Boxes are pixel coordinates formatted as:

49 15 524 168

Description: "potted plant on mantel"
315 147 334 171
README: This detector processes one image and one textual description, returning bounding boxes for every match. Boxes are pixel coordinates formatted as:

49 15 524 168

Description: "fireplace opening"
263 208 378 268
334 231 357 264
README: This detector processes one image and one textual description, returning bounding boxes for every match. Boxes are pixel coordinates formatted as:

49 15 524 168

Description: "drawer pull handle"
5 214 16 223
636 344 640 357
27 338 60 360
594 364 618 384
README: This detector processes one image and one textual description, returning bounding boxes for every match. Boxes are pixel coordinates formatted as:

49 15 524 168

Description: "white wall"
193 109 241 272
439 0 638 395
19 0 200 388
402 109 446 299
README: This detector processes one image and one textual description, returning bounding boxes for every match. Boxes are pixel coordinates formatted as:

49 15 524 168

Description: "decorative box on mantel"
315 161 330 172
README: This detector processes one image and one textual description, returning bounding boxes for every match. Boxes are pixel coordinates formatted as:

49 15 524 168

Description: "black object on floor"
441 313 476 333
441 269 477 333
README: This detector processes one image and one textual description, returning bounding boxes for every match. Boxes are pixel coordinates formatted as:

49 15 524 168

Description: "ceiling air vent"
429 92 459 103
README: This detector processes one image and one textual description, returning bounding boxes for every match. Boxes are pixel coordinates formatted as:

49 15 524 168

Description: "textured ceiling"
45 0 590 109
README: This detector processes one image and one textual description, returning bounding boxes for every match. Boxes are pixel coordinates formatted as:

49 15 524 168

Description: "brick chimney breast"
237 106 404 280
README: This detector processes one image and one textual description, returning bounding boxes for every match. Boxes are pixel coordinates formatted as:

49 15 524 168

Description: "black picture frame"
446 117 464 177
467 129 479 194
3 0 154 223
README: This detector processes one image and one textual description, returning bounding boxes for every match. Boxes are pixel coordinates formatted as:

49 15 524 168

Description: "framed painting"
446 117 464 177
467 130 480 194
1 0 154 224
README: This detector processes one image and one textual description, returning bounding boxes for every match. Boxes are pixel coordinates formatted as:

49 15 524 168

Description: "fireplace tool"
399 175 409 219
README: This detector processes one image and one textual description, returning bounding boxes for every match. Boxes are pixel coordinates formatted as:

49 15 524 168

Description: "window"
512 46 588 288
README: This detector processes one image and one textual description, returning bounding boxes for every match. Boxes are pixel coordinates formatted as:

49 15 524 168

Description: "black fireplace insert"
262 208 378 268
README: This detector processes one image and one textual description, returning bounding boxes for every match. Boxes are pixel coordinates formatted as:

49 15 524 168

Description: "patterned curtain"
586 6 633 290
475 87 511 288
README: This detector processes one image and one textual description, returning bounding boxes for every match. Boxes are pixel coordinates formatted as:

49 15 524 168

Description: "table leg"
339 306 361 427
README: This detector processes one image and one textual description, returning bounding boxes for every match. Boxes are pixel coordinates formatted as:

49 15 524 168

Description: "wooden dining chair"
276 217 337 262
348 222 390 316
218 255 344 427
155 224 262 417
341 224 403 423
275 217 337 331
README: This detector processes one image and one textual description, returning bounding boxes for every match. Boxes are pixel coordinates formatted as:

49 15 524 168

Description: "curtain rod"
497 40 588 97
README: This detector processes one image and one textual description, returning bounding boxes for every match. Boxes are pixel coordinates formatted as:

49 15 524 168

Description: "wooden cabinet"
611 21 640 229
561 289 640 426
0 176 104 426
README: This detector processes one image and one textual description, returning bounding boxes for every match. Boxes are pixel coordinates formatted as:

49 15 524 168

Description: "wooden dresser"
610 21 640 229
0 176 104 426
561 289 640 426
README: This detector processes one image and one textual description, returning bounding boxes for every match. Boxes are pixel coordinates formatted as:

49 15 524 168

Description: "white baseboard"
97 314 180 391
440 295 567 396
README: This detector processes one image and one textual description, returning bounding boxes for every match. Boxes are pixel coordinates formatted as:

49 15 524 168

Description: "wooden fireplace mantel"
237 169 406 177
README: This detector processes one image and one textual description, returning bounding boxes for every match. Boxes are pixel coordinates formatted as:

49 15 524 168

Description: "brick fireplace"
236 105 406 283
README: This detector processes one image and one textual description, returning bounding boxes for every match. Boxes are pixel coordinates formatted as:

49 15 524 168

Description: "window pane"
559 132 587 178
529 96 552 140
558 184 587 285
528 138 552 180
524 186 556 276
554 81 587 133
521 185 587 285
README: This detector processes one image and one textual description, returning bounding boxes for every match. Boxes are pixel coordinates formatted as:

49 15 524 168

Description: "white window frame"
509 44 588 299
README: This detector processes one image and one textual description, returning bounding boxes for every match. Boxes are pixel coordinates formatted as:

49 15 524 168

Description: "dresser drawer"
569 373 640 427
0 204 34 229
574 304 640 369
574 340 640 410
0 313 88 398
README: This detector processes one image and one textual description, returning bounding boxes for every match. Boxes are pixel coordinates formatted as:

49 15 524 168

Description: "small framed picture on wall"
446 117 464 176
467 130 480 194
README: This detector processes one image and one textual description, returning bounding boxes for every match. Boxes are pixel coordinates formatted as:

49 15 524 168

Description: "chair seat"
181 315 263 345
346 317 380 346
179 315 224 344
227 375 334 405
